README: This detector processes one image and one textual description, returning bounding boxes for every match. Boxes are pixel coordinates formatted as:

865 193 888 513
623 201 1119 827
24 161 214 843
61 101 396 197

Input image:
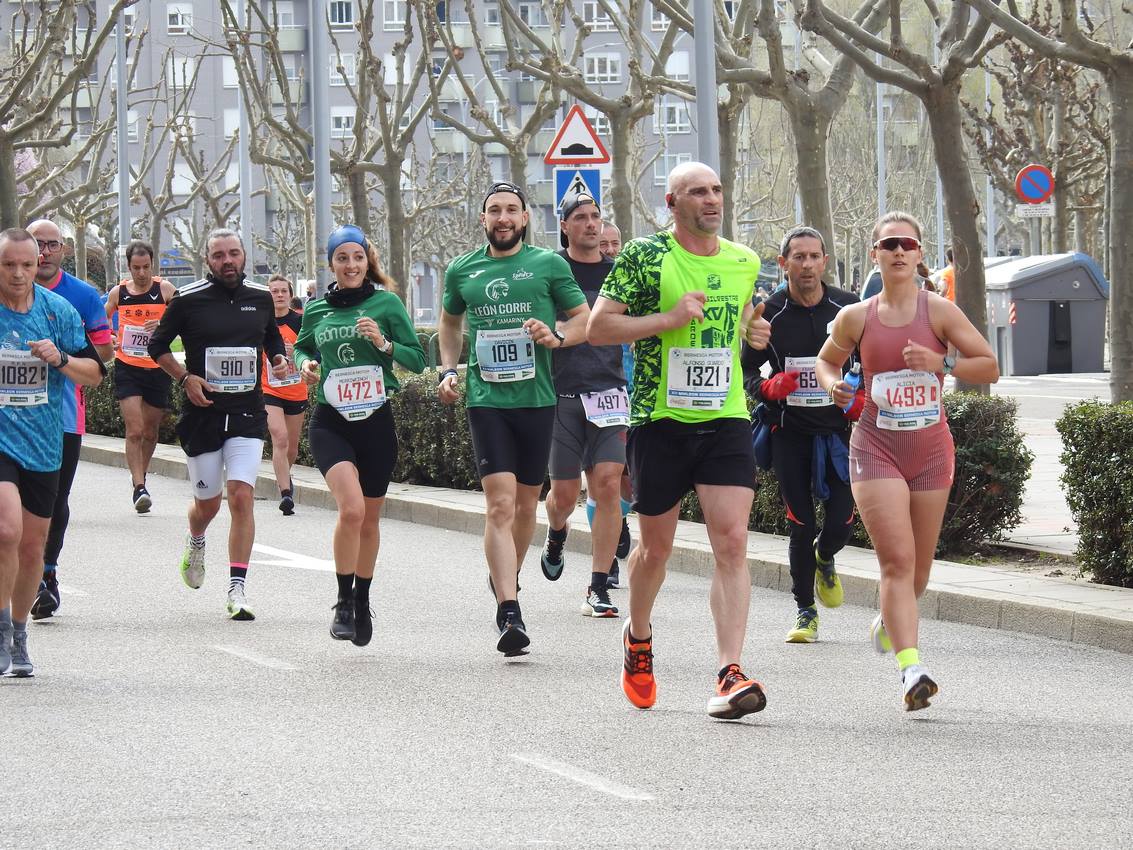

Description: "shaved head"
26 219 62 241
666 161 719 197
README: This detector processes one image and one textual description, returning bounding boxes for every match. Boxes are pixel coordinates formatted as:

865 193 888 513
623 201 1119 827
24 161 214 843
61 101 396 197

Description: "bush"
391 372 480 491
1057 400 1133 587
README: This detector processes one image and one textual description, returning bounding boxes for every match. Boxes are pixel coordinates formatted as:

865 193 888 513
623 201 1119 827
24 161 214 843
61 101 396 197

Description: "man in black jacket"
149 229 288 621
742 226 863 643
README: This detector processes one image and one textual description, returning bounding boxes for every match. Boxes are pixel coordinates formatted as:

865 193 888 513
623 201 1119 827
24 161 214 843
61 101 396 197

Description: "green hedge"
1057 401 1133 587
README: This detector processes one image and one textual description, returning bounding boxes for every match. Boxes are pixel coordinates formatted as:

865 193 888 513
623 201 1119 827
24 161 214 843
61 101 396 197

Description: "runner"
104 240 177 514
0 228 105 676
815 211 999 711
294 225 425 646
437 181 589 657
148 228 289 621
588 161 772 720
742 226 861 644
262 274 308 516
539 194 627 618
27 219 113 621
599 221 622 260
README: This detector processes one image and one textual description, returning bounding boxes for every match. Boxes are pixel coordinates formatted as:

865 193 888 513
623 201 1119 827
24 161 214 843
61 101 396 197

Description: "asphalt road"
4 460 1132 848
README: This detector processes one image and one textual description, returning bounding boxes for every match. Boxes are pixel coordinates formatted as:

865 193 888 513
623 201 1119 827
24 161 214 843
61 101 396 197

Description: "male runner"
104 240 177 513
27 219 113 621
742 226 862 643
599 221 622 259
437 181 589 656
148 229 288 621
588 162 772 720
0 228 105 676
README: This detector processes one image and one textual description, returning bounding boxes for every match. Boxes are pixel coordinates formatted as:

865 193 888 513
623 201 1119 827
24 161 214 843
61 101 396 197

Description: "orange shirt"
114 278 169 368
262 311 308 402
939 266 955 302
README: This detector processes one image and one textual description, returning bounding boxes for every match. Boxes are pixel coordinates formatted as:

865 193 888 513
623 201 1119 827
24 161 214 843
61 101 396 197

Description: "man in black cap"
539 193 631 616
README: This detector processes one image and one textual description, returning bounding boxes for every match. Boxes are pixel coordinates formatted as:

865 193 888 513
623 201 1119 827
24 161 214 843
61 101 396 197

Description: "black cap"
559 193 599 248
482 181 528 211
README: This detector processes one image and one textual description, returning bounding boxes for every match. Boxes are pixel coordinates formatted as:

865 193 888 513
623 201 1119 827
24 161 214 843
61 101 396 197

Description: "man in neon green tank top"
589 162 773 720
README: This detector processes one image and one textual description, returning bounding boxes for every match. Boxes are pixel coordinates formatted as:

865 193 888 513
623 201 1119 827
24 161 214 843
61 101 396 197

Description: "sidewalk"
1002 417 1076 555
79 434 1133 656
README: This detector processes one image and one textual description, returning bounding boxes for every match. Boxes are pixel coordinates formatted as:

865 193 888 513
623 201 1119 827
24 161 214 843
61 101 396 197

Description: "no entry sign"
1014 165 1055 204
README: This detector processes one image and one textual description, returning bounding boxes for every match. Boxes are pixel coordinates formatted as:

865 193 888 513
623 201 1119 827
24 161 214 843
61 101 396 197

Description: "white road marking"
995 394 1103 401
213 645 296 671
251 543 334 572
511 753 654 801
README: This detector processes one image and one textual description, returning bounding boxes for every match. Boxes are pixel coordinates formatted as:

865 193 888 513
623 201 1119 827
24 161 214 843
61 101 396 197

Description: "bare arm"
525 302 591 349
815 305 864 408
436 308 465 404
587 293 707 346
104 286 118 320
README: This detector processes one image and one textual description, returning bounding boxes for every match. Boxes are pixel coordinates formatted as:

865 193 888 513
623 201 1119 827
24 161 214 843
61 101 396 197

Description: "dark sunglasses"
873 236 921 252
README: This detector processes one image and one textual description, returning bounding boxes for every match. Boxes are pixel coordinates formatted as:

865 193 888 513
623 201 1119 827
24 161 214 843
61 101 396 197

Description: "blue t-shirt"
0 285 90 472
46 271 111 433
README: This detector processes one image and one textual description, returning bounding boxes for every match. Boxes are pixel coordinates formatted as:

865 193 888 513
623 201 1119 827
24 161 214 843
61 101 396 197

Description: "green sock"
896 647 920 670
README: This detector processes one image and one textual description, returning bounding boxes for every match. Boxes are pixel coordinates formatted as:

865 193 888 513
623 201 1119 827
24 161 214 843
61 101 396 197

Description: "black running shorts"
308 402 397 498
0 451 60 519
113 361 172 409
264 395 309 416
466 405 556 487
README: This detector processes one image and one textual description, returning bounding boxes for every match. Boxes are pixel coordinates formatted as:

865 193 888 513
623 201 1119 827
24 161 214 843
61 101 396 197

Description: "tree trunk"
348 168 369 231
377 162 409 304
74 221 88 283
607 111 635 239
786 96 839 284
1107 69 1133 402
0 135 19 229
925 87 990 392
718 100 737 241
1052 189 1069 253
506 146 530 243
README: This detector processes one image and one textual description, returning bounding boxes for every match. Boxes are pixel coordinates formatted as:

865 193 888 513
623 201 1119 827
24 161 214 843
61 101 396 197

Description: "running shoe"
180 537 206 590
352 595 373 647
0 625 11 675
814 548 844 608
540 523 568 581
496 608 530 657
8 632 33 678
133 485 152 514
707 664 767 720
330 599 355 641
621 619 656 709
901 664 939 712
225 585 255 621
279 493 295 516
616 517 632 559
607 559 620 589
30 574 60 620
869 613 892 654
580 585 619 618
785 607 819 643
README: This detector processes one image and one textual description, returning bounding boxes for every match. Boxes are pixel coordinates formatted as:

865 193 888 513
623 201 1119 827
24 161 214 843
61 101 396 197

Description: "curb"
80 436 1133 656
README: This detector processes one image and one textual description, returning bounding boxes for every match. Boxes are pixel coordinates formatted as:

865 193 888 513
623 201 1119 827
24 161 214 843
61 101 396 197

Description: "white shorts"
185 437 264 500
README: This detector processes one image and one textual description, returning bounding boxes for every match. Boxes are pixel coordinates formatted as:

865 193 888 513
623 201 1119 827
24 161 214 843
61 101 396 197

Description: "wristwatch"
551 329 566 347
379 339 393 355
942 354 956 375
55 350 69 369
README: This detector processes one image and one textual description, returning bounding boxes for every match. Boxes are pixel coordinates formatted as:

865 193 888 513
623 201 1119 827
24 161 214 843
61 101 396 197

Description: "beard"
486 225 524 252
208 261 245 287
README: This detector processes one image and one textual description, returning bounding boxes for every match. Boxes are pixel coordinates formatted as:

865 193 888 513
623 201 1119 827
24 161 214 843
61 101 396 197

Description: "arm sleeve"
386 300 427 374
147 292 182 360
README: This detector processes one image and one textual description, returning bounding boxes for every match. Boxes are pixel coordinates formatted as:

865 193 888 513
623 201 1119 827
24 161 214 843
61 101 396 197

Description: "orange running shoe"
621 619 656 709
707 664 767 720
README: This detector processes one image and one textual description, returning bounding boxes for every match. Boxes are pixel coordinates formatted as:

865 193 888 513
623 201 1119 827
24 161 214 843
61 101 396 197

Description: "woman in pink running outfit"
815 212 998 712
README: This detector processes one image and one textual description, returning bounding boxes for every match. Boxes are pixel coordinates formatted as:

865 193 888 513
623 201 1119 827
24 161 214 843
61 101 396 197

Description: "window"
122 7 136 36
582 1 615 30
651 6 668 30
517 2 548 27
484 0 501 25
222 56 238 88
665 51 690 82
654 151 691 185
433 101 460 132
166 55 195 89
224 108 239 139
282 53 302 81
584 53 621 84
126 109 139 142
482 99 502 127
722 0 736 21
331 107 355 139
330 53 357 85
583 106 609 136
328 0 353 28
434 1 468 22
654 96 690 134
167 3 192 35
274 1 297 27
171 161 195 196
383 0 406 29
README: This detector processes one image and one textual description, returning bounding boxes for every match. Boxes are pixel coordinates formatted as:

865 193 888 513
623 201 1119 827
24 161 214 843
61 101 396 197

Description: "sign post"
1014 164 1055 256
545 105 610 219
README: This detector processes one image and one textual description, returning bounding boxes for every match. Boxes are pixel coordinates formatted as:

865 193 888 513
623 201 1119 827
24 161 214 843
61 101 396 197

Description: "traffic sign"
554 167 601 212
544 104 610 166
1015 164 1055 204
1015 202 1054 219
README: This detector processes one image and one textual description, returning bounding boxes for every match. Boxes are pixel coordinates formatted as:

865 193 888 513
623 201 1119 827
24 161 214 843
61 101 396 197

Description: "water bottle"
841 362 862 412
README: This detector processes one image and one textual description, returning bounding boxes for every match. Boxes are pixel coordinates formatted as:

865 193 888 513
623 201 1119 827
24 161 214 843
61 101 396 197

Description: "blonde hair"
366 243 399 295
872 211 923 243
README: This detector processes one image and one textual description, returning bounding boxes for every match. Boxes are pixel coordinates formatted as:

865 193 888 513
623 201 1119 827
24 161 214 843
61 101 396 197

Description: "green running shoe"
870 613 893 654
814 548 844 608
180 536 206 590
785 607 819 643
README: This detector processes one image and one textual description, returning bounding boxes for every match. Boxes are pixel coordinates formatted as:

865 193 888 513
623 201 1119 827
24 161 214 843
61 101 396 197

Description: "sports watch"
942 354 956 375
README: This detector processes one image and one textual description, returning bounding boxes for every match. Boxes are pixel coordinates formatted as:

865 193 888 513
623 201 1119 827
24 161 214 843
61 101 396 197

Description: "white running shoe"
226 584 255 621
901 664 939 711
869 613 892 654
180 537 206 590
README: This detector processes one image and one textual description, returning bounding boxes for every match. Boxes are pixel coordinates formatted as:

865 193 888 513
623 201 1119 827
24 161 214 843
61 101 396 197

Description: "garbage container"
983 252 1109 376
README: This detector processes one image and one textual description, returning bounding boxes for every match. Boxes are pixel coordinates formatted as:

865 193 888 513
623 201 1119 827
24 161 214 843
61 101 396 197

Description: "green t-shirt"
599 231 760 425
293 287 426 407
443 243 586 409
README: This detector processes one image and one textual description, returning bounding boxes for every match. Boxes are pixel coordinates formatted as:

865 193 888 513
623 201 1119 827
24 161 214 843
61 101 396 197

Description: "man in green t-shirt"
589 162 773 720
437 181 589 658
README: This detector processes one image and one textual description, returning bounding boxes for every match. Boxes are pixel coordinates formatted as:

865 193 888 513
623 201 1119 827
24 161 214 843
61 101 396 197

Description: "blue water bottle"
841 362 862 412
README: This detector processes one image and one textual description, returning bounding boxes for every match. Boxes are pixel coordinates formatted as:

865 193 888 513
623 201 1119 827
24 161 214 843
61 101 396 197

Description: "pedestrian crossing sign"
554 167 601 213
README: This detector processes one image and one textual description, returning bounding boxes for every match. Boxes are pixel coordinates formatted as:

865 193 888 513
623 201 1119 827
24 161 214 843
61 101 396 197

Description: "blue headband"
327 225 369 263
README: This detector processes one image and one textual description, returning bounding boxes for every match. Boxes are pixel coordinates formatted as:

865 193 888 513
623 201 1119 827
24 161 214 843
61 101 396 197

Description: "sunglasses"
873 236 921 252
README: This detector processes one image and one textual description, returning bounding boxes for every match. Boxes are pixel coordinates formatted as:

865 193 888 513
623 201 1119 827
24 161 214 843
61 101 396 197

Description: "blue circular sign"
1015 165 1055 204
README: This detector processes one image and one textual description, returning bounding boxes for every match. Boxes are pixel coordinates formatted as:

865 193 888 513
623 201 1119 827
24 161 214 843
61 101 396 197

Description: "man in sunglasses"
588 162 772 721
437 181 589 657
26 219 113 622
741 225 862 645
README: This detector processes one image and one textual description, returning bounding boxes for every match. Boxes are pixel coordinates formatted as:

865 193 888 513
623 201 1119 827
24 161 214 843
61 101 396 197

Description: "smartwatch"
379 339 393 355
551 329 566 347
942 354 956 375
55 350 69 369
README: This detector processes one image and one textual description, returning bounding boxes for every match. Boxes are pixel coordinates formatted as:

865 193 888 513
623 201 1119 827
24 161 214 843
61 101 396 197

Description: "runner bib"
475 327 535 383
119 324 152 360
580 387 629 428
325 365 386 421
267 361 302 388
871 369 941 430
0 349 48 407
666 347 731 410
204 346 257 393
784 356 831 407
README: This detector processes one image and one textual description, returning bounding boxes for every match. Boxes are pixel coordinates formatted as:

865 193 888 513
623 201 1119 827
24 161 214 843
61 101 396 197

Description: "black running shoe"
616 516 632 559
607 559 620 589
132 485 152 514
352 594 373 647
330 599 355 641
31 575 59 621
540 524 568 581
279 494 295 516
496 609 530 656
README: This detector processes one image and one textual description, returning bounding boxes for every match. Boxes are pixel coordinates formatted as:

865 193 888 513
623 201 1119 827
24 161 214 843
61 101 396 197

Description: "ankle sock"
12 619 26 636
336 572 354 600
590 571 608 592
189 533 206 550
229 563 248 592
280 488 293 498
0 607 11 629
585 497 596 527
43 563 57 576
620 498 631 517
354 576 372 605
896 647 920 671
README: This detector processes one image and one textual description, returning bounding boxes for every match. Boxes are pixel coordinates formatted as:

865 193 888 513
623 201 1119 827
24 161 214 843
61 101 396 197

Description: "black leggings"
770 427 855 609
44 431 82 566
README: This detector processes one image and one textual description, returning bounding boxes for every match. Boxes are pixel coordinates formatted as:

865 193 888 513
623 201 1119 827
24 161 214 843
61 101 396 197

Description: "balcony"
270 79 304 105
431 132 467 155
480 25 505 50
526 129 555 156
277 27 306 52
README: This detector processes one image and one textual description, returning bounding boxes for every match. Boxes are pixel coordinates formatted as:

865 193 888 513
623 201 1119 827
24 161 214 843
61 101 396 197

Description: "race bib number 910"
205 346 258 393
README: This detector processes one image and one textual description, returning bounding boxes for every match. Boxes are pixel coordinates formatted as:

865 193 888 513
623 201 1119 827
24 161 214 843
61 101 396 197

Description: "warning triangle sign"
544 104 611 166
